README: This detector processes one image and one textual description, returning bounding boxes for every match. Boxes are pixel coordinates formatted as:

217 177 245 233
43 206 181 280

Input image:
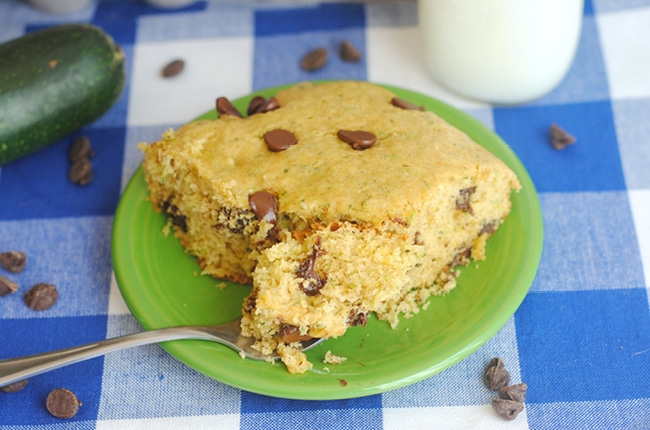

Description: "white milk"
418 0 584 104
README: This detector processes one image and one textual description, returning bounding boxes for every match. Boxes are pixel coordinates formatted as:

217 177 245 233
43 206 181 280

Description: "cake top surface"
153 81 519 225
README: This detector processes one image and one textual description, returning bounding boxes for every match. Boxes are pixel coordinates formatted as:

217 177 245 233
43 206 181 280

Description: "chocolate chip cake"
139 81 521 373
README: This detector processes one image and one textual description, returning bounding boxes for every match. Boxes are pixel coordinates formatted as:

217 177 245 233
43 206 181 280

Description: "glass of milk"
418 0 584 105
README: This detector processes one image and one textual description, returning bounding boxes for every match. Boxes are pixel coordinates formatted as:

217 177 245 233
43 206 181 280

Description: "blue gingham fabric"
2 0 650 428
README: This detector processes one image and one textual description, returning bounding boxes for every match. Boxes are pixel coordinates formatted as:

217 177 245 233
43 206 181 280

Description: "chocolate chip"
339 40 362 62
479 220 499 236
298 239 326 296
165 204 188 233
0 251 27 273
491 398 524 421
549 123 576 150
0 379 28 393
258 97 280 114
216 96 243 118
264 129 297 152
161 59 185 78
0 275 18 297
279 324 313 343
456 186 476 214
215 207 252 234
337 130 377 150
248 96 280 116
300 47 328 71
68 136 94 164
451 247 471 267
46 388 81 419
248 191 278 225
483 357 510 391
247 95 266 116
68 158 93 186
498 383 528 403
24 283 58 311
391 97 425 111
348 310 368 327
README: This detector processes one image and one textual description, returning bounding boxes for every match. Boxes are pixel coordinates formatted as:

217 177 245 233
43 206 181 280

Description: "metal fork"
0 317 323 387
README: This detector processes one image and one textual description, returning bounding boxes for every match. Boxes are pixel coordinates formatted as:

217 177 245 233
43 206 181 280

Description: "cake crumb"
323 350 347 365
278 344 313 374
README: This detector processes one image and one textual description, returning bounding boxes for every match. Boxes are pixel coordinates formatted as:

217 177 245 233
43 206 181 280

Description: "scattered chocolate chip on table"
0 251 27 273
46 388 82 419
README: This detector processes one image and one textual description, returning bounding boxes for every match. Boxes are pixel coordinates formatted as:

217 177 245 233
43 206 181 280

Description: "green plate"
112 83 543 400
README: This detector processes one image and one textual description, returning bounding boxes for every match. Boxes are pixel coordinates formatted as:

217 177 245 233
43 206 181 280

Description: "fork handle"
0 327 211 387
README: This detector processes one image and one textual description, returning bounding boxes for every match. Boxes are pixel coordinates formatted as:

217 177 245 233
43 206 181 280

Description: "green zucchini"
0 23 126 165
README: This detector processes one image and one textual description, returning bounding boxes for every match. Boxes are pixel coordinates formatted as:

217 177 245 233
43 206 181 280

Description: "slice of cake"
140 81 521 373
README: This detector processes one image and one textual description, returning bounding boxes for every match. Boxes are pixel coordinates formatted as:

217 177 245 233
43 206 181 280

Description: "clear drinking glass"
418 0 584 104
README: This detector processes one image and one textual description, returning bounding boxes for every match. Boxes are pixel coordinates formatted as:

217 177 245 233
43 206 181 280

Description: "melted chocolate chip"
456 186 477 214
391 97 425 111
297 239 326 296
216 97 243 118
279 324 313 343
480 220 499 236
243 294 256 312
337 130 377 150
451 247 471 267
264 129 297 152
348 310 368 327
248 191 278 225
166 204 188 233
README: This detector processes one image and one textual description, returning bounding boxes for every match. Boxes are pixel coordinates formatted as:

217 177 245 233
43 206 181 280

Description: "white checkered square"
629 189 650 289
96 414 241 430
612 98 650 190
383 404 529 430
108 272 131 316
597 7 650 99
127 37 253 127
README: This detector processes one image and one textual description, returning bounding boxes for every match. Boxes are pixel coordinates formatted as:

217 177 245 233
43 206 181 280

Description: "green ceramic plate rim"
111 81 543 400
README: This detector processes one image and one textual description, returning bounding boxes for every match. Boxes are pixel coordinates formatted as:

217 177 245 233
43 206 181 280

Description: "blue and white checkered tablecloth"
2 0 650 428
